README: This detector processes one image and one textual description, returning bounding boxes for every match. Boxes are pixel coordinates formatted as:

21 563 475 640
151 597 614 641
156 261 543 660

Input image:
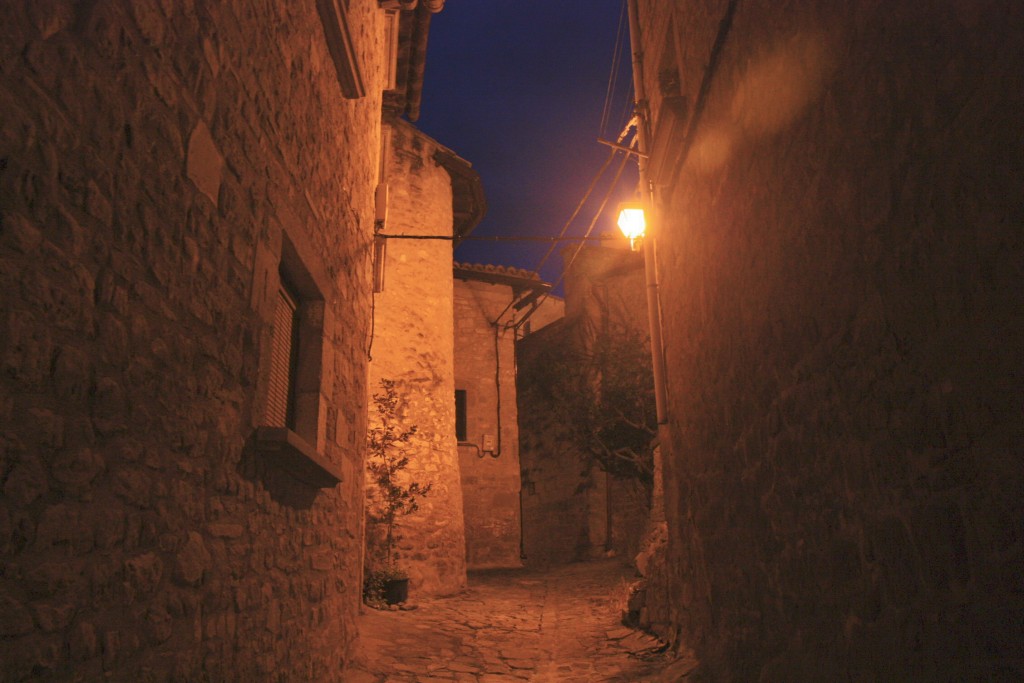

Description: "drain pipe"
488 320 502 459
626 0 669 427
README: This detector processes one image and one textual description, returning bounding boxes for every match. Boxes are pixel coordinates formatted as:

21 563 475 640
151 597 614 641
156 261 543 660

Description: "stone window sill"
253 427 342 489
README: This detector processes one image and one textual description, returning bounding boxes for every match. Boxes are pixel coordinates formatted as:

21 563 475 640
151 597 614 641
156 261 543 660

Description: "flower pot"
383 577 409 605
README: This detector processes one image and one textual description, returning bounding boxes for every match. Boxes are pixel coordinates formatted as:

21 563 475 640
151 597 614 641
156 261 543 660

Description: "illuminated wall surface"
638 1 1024 679
0 1 390 679
453 273 523 571
366 119 467 598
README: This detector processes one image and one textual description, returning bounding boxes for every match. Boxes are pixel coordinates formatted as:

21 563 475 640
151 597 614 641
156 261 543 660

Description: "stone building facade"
0 1 446 680
632 1 1024 679
366 120 484 596
517 245 652 566
520 292 565 337
453 264 547 570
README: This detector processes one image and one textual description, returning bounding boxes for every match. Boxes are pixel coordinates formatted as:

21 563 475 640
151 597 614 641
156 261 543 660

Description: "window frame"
455 389 468 443
252 232 341 489
316 0 367 99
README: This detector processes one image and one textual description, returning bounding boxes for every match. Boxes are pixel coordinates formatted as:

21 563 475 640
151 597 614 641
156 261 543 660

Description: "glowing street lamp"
617 202 646 251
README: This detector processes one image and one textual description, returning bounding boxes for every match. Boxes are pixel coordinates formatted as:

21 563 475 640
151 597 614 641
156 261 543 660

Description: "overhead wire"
674 0 741 175
532 147 619 274
551 149 631 295
611 2 638 143
523 0 636 318
378 233 614 242
519 146 633 329
600 0 629 138
534 6 635 279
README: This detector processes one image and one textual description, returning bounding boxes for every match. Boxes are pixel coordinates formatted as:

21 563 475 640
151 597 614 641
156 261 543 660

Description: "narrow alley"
1 1 1021 681
348 559 692 683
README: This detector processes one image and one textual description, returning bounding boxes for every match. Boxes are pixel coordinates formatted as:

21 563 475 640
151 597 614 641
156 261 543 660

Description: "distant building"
517 244 652 565
367 120 485 596
453 263 549 570
519 291 565 337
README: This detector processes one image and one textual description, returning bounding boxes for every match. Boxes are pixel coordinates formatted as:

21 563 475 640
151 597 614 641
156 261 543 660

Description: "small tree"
365 379 432 583
525 322 656 494
581 324 657 490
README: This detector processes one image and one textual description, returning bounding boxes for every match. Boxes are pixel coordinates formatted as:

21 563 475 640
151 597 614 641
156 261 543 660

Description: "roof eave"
434 150 487 242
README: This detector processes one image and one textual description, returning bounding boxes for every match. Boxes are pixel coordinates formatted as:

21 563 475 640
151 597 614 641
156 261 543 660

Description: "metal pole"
627 0 669 426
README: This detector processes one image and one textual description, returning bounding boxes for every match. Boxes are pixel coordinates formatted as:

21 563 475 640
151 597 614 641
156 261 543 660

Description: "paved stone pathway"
347 558 696 682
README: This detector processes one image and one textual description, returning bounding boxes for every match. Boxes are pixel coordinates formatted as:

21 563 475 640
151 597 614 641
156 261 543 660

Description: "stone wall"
517 319 592 566
367 119 467 596
638 1 1024 679
608 478 651 561
453 276 523 570
517 246 652 566
521 293 564 336
0 1 389 680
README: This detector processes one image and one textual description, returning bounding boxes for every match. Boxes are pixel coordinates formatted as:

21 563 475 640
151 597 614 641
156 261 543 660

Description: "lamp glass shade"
617 207 646 241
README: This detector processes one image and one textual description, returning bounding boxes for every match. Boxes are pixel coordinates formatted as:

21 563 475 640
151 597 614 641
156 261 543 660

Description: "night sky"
416 1 638 289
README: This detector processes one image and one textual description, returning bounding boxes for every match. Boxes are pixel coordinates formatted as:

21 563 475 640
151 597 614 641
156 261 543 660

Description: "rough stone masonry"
637 1 1024 680
0 1 391 680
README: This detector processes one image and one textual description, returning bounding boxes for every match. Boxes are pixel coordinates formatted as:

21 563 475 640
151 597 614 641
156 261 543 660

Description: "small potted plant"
364 379 432 608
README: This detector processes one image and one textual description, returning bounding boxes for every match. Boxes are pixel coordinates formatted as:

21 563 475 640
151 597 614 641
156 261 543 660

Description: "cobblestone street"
348 559 696 682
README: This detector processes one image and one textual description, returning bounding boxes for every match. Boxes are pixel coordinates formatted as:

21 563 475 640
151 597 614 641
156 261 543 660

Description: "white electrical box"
482 434 495 452
374 182 389 228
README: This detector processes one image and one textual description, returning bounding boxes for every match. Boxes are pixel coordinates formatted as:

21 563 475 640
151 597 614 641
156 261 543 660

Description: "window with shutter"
266 283 299 428
251 232 342 489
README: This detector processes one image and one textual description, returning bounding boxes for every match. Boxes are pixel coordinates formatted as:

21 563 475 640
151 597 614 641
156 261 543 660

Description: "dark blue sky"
417 1 638 287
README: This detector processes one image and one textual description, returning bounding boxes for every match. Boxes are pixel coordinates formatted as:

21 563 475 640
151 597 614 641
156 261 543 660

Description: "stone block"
51 345 92 402
32 599 76 633
174 531 211 587
112 467 153 508
102 629 120 671
3 312 53 386
27 0 75 39
23 633 64 675
1 212 43 253
3 455 49 507
125 552 165 596
50 447 105 496
0 594 35 636
92 376 128 436
130 1 167 45
35 502 95 553
187 120 224 206
207 522 244 538
52 206 88 257
145 604 173 644
28 408 65 449
84 180 113 226
25 560 82 599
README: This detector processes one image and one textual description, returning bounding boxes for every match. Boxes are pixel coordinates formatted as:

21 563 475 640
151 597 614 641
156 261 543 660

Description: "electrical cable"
528 0 632 287
556 151 631 291
525 147 632 321
532 147 621 275
600 0 629 138
378 233 616 242
675 0 741 175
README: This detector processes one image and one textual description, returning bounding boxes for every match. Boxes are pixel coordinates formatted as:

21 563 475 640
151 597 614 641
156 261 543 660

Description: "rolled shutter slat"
266 287 298 427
